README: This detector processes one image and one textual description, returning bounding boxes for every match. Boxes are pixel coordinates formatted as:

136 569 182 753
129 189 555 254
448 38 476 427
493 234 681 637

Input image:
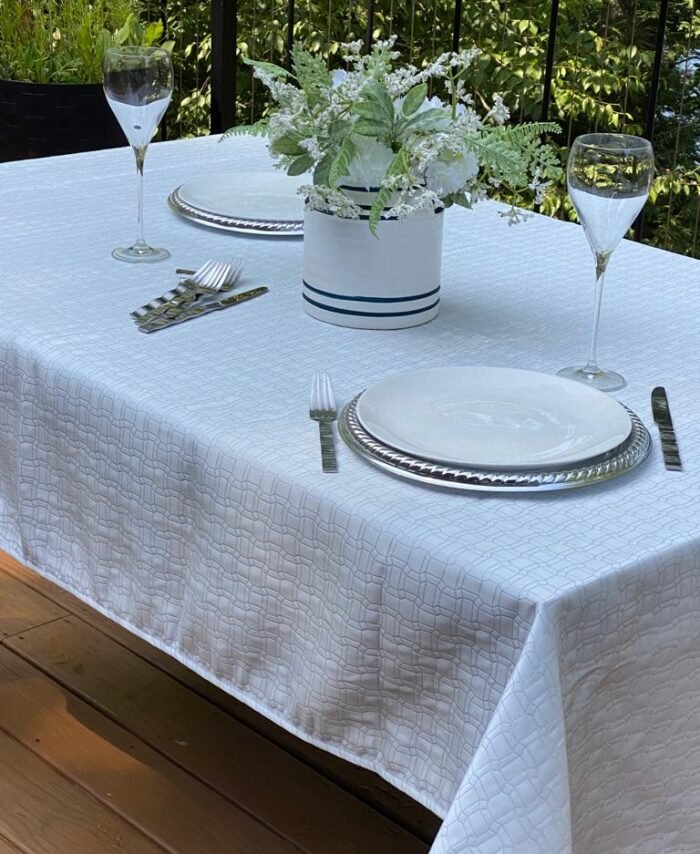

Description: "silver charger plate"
168 186 304 237
339 393 652 493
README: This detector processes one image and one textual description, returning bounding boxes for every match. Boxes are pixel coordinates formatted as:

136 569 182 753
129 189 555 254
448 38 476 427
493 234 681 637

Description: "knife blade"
137 286 268 333
651 386 682 471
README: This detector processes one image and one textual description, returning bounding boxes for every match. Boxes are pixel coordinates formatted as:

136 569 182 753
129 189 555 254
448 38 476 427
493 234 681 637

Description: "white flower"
331 69 347 88
425 151 479 196
419 95 446 112
486 94 510 125
343 137 395 187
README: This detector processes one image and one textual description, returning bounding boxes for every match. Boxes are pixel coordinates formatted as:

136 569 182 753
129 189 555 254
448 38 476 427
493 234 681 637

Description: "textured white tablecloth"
2 135 700 853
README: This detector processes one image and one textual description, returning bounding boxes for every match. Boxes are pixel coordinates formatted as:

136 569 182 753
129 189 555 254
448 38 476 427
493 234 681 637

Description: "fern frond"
329 137 356 186
220 120 269 141
243 57 292 80
490 122 561 143
369 151 410 236
463 134 525 178
291 44 331 94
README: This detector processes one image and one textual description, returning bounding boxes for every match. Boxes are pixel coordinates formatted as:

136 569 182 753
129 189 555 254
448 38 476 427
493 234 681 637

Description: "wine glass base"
557 365 626 392
112 245 170 263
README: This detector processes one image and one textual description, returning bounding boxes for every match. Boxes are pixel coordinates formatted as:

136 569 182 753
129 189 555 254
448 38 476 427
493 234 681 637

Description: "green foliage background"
148 0 698 255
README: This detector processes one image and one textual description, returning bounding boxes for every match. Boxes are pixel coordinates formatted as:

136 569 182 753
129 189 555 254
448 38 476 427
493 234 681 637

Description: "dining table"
2 132 700 854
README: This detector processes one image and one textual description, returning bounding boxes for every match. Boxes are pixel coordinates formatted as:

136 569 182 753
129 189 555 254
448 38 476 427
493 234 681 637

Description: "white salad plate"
169 171 305 236
355 366 634 471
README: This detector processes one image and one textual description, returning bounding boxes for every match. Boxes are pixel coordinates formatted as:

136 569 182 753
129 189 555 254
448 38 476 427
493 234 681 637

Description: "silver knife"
138 287 268 333
651 386 682 471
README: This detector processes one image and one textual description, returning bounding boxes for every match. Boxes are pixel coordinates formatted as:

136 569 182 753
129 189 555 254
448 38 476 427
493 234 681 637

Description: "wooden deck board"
0 833 27 854
0 645 301 854
5 617 426 854
0 727 166 854
0 552 438 853
0 567 67 639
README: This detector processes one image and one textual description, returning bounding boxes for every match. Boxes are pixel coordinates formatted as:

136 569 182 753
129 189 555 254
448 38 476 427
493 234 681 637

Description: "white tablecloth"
2 135 700 853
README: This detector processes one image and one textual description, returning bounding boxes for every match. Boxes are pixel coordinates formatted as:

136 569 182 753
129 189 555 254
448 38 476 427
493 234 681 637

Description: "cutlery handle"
318 421 338 473
131 278 196 321
138 287 268 333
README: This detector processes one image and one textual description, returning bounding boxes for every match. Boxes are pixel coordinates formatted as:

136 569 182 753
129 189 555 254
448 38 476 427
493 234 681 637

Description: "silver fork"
132 258 244 324
310 372 338 473
131 259 219 321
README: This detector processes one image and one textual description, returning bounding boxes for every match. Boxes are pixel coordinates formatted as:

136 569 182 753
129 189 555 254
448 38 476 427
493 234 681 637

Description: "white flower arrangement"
226 37 562 233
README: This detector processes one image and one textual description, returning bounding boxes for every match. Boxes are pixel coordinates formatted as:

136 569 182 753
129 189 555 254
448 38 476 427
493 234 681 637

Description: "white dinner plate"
177 171 306 222
356 366 633 470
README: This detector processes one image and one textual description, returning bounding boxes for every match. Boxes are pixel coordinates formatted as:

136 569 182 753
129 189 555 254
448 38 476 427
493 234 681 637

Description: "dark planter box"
0 78 125 162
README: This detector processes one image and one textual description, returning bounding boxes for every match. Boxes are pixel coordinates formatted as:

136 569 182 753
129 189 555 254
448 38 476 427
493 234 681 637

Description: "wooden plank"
0 645 301 854
0 563 67 638
4 617 429 854
0 726 165 854
0 833 25 854
0 553 442 843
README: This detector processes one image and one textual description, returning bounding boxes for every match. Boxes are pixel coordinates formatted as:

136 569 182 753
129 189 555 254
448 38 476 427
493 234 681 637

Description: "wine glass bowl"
558 133 654 391
103 46 174 263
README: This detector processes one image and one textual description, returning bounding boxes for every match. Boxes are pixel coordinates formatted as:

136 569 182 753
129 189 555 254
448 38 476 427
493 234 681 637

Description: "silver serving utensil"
132 258 245 323
310 372 338 473
138 287 268 333
651 386 682 471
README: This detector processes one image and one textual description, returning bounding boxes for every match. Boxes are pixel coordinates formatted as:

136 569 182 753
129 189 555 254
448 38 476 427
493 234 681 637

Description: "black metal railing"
209 0 672 137
153 0 698 257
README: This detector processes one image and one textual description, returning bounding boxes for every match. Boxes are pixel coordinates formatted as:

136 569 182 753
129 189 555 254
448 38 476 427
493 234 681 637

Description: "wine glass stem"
583 252 610 375
133 144 148 249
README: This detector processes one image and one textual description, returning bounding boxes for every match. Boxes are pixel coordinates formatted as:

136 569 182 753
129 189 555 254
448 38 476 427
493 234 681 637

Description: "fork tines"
310 372 338 473
132 258 244 326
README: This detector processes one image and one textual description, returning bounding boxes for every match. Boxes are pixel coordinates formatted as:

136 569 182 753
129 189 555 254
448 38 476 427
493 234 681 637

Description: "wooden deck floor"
0 552 441 853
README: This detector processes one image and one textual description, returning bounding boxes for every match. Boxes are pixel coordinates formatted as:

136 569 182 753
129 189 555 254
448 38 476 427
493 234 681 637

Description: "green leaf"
328 119 352 144
451 192 473 209
270 132 306 156
143 21 163 46
402 83 428 117
288 154 314 176
352 101 387 121
313 154 333 186
352 118 389 137
403 108 450 133
360 80 395 122
329 137 356 186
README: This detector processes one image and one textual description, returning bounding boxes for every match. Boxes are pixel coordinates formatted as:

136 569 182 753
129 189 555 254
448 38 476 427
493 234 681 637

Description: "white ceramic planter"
302 186 444 330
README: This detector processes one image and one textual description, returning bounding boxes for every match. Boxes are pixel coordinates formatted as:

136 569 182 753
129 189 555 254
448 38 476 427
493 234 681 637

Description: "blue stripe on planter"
303 293 440 318
308 205 445 220
312 209 399 221
303 280 440 304
338 184 382 192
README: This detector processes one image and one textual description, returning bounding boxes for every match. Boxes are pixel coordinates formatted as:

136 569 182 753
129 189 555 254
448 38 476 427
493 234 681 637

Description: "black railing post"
211 0 237 133
644 0 670 142
635 0 670 240
365 0 376 52
540 0 560 122
287 0 296 67
451 0 463 52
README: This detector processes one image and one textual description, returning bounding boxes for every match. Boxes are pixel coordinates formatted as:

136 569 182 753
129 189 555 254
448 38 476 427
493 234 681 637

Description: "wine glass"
103 46 174 262
558 133 654 391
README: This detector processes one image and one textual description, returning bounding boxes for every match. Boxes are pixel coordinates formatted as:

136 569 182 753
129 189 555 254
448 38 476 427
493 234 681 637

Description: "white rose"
342 137 395 187
425 150 479 197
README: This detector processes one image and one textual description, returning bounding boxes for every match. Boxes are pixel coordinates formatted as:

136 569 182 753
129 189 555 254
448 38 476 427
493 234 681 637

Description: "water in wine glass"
558 133 654 392
103 46 174 263
569 186 649 256
105 94 171 150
